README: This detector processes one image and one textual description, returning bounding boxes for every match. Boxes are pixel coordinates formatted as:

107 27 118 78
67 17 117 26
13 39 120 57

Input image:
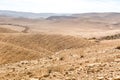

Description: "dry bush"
100 33 120 40
115 46 120 50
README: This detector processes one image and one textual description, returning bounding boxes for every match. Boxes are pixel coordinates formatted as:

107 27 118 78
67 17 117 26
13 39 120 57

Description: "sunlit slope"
0 41 52 64
0 27 18 33
0 33 95 64
0 34 95 52
0 39 120 80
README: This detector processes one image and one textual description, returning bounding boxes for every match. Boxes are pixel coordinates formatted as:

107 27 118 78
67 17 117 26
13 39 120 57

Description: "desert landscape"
0 11 120 80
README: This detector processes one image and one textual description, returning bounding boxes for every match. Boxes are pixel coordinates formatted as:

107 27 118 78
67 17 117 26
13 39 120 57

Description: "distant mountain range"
72 12 120 18
0 10 120 19
0 10 71 19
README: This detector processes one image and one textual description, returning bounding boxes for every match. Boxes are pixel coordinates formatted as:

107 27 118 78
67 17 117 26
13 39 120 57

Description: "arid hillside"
0 27 18 33
0 33 95 64
0 13 120 80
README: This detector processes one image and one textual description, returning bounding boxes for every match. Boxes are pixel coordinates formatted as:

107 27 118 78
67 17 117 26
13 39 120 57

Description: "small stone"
114 76 120 80
97 76 104 80
30 78 39 80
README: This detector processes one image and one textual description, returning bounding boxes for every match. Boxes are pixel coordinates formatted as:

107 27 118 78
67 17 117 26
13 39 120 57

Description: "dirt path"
0 23 29 33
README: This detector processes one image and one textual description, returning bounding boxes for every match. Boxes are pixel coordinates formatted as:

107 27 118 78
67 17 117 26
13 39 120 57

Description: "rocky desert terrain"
0 12 120 80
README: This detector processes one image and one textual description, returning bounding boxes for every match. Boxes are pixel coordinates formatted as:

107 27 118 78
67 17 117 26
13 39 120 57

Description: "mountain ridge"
0 10 71 19
1 10 120 19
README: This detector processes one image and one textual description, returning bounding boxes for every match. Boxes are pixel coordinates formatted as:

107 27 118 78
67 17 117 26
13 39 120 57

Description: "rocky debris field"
0 37 120 80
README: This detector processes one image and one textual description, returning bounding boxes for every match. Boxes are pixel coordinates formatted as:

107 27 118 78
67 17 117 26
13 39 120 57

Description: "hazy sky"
0 0 120 13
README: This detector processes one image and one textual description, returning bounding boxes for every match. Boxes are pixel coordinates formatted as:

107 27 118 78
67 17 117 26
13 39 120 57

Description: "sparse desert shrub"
100 33 120 40
90 37 97 40
115 46 120 50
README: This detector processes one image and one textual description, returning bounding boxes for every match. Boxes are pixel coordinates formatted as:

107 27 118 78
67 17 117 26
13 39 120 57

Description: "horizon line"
0 9 120 14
